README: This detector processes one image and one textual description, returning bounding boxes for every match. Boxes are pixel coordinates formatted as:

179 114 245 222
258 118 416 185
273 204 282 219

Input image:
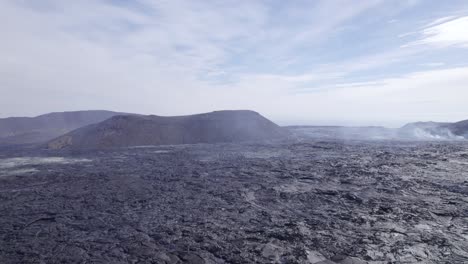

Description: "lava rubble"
0 140 467 263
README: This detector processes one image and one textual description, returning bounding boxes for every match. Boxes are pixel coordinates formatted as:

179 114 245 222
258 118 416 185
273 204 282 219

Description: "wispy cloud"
277 67 468 125
421 62 445 67
1 0 467 125
424 16 456 27
408 16 468 48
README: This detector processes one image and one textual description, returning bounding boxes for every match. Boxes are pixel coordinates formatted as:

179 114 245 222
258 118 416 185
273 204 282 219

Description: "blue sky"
1 0 468 126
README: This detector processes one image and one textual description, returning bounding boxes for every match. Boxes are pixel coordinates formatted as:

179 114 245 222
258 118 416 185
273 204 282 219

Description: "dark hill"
0 110 123 145
48 110 289 149
400 121 450 131
399 121 465 140
448 120 468 138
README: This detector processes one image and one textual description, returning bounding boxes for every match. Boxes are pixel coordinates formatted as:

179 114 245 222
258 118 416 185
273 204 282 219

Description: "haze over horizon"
1 0 468 127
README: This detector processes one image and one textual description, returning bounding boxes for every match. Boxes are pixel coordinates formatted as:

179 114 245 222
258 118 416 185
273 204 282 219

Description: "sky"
1 0 468 127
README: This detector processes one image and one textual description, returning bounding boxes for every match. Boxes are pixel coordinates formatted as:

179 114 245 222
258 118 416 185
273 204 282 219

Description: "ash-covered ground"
0 140 467 263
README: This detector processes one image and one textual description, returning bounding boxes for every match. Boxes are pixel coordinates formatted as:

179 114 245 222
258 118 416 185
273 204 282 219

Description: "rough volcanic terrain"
0 140 467 263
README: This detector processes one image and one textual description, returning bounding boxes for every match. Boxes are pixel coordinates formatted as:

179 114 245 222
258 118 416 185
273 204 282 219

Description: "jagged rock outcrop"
48 110 289 149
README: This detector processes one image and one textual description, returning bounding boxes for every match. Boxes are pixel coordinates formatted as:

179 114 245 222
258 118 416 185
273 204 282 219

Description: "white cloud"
0 0 383 118
277 67 468 125
0 0 466 126
0 0 268 116
421 62 445 67
424 16 457 27
412 16 468 48
178 67 468 126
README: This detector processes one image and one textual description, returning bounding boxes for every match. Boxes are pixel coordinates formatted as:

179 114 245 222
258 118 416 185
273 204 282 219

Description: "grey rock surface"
0 140 467 263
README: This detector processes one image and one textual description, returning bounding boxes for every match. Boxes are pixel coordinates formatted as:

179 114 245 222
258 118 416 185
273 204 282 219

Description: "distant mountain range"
286 125 399 140
287 119 468 141
446 120 468 138
0 110 123 145
399 121 467 140
47 110 289 149
1 110 467 147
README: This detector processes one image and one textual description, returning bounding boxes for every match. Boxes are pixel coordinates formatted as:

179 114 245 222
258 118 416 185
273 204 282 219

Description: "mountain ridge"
0 110 126 145
47 110 290 149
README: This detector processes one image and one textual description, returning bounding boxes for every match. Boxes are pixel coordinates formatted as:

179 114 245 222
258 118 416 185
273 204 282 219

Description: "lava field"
0 140 467 263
